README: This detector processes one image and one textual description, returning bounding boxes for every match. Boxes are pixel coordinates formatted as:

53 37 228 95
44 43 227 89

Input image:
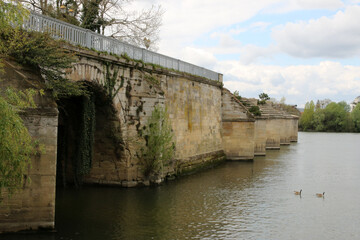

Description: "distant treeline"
299 100 360 132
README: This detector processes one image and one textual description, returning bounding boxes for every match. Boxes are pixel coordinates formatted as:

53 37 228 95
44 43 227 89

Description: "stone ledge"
222 118 255 122
0 221 54 234
254 152 266 156
20 107 59 117
66 45 223 88
266 147 281 150
176 150 226 176
226 156 254 161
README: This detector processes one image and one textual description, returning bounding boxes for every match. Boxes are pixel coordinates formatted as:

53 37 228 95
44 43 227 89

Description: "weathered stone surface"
0 49 298 233
254 119 267 156
290 118 299 142
0 60 58 233
221 89 255 160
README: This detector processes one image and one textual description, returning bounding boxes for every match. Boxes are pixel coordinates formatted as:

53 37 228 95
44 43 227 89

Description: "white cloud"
125 0 360 108
264 0 344 14
239 44 278 64
155 0 287 57
273 5 360 58
181 47 218 69
249 21 272 31
219 61 360 106
219 35 242 48
295 0 344 9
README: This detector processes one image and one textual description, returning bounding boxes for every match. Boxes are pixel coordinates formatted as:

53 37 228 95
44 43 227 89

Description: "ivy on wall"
104 63 125 99
73 94 96 187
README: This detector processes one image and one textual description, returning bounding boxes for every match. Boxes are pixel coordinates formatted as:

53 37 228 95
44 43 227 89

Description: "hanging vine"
73 93 96 187
103 62 125 99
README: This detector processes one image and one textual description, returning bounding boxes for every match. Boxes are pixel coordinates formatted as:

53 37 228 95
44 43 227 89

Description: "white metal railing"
24 12 221 82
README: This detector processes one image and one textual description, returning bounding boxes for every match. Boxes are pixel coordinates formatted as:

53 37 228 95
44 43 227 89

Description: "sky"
130 0 360 107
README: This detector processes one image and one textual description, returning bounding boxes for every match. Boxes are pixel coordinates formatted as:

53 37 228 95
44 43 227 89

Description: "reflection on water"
3 132 360 240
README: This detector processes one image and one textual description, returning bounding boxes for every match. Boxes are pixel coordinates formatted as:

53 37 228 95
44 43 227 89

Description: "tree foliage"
139 105 174 178
352 104 360 132
0 0 28 30
20 0 163 50
0 88 40 200
1 28 86 98
299 99 359 132
258 92 270 105
249 105 261 116
300 100 315 131
0 1 86 198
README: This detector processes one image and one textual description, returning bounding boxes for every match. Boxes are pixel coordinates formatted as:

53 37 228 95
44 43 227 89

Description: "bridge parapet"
24 12 222 82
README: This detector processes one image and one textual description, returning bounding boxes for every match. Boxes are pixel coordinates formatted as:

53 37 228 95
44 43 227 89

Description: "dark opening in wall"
56 93 95 188
56 82 125 188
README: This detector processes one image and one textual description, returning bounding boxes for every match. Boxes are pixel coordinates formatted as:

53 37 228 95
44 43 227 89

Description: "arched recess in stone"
56 81 126 188
66 62 105 86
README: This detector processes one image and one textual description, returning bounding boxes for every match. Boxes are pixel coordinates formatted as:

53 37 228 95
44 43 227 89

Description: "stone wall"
279 118 291 145
0 49 300 233
0 61 58 233
290 118 299 142
166 75 225 170
265 118 281 149
64 47 225 185
254 119 267 156
221 89 255 160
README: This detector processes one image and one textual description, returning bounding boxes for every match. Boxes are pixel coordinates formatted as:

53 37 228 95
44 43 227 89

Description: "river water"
3 132 360 240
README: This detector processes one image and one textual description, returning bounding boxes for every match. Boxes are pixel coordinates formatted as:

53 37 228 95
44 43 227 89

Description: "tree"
312 101 353 132
318 98 332 109
0 1 28 27
258 92 270 105
0 0 28 62
139 105 174 179
2 28 86 98
81 0 102 32
105 3 163 50
1 1 87 199
20 0 164 50
300 101 315 130
351 104 360 132
0 88 40 200
312 108 325 131
338 101 351 113
321 102 348 132
280 96 286 104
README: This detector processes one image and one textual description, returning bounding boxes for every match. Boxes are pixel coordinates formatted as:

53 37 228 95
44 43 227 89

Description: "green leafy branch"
139 105 175 178
104 63 125 99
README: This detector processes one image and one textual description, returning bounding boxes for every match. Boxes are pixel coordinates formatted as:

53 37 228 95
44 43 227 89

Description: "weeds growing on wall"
139 105 175 178
249 106 261 116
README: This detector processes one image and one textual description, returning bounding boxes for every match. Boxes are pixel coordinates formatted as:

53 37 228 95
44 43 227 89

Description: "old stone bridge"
0 12 298 233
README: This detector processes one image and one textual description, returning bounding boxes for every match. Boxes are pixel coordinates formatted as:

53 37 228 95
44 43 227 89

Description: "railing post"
218 73 223 83
85 30 91 48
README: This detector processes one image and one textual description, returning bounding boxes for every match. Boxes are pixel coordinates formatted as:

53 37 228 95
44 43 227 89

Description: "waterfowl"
294 189 302 195
316 192 325 198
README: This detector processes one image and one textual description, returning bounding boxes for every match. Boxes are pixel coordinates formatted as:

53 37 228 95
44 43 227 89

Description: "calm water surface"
4 132 360 240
